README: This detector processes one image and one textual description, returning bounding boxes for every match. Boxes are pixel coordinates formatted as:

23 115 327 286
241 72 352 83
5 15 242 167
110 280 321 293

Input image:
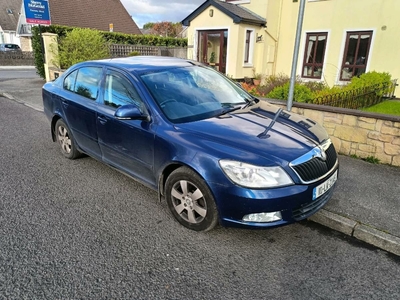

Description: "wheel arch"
158 161 213 200
51 115 62 142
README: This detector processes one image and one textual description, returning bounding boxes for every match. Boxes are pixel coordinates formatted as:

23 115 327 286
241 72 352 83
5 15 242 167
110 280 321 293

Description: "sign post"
22 0 51 62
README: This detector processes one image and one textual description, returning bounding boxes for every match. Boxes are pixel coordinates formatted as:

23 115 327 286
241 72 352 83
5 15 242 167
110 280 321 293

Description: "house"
3 0 141 51
47 0 141 35
0 0 20 46
182 0 400 87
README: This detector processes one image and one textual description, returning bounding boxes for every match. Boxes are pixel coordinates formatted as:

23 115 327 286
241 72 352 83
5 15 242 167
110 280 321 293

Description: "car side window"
104 71 144 111
74 67 102 100
63 67 102 100
63 70 78 92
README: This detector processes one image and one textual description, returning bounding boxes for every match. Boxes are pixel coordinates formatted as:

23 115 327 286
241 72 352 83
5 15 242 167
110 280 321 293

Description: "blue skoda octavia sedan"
42 56 338 231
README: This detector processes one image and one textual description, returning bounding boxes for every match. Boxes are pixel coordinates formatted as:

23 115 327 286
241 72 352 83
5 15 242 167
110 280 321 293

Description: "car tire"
165 167 219 232
55 119 81 159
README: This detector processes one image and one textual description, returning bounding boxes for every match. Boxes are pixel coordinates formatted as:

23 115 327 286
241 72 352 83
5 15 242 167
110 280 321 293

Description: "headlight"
219 160 293 188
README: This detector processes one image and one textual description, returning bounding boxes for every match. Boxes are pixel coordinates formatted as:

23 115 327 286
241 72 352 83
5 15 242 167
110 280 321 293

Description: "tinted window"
104 71 144 111
75 67 102 100
63 70 78 92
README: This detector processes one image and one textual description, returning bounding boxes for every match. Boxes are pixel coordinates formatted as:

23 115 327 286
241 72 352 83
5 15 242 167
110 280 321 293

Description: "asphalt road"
0 68 38 79
0 89 399 299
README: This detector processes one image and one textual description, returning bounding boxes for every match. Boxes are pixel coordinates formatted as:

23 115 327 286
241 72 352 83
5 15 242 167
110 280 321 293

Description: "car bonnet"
174 101 329 165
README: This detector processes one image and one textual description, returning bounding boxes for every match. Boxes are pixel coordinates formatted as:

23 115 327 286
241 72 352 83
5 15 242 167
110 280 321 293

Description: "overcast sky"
120 0 205 28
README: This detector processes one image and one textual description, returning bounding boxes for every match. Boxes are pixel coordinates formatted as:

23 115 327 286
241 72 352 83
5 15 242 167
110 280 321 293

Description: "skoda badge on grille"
312 146 327 162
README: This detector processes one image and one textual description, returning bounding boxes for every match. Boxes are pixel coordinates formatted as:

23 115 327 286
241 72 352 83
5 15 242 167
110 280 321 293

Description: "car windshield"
140 66 253 123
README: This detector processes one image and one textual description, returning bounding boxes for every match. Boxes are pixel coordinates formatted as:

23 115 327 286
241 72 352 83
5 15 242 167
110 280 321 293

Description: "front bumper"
210 167 339 229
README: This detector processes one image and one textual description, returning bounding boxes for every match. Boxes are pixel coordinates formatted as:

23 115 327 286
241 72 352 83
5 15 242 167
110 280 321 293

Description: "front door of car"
59 66 103 159
96 69 156 186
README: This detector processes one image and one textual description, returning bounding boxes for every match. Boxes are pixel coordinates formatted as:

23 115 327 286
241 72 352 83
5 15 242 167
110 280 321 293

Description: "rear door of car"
58 66 103 159
96 68 156 187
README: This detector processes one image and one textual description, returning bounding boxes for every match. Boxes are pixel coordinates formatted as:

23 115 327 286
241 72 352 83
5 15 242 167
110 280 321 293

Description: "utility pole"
287 0 306 111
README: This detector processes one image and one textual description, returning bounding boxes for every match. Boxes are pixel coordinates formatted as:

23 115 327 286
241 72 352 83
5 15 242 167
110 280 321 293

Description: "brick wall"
269 100 400 167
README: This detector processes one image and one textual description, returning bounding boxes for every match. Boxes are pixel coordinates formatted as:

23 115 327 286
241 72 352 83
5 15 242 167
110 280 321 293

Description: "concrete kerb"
0 90 43 112
0 66 36 69
308 209 400 256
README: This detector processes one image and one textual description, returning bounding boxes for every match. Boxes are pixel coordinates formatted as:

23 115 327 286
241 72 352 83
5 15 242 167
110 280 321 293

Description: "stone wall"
0 52 35 66
269 100 400 167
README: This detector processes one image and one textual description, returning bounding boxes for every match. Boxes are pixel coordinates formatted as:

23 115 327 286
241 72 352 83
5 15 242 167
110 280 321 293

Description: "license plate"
312 170 338 200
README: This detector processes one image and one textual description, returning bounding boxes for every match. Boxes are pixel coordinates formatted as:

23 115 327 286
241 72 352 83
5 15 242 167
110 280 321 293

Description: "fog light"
242 212 282 223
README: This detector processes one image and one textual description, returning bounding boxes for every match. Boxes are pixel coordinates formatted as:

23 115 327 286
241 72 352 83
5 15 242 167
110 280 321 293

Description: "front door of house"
198 30 228 74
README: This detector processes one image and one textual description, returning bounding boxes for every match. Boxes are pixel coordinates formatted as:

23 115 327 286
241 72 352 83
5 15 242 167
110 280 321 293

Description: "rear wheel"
55 119 81 159
165 167 219 231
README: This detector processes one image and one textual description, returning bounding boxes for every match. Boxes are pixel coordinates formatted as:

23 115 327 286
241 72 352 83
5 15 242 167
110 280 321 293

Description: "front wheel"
165 167 219 231
55 119 81 159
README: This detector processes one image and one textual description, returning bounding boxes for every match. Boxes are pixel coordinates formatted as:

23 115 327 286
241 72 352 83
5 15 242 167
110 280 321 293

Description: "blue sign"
24 0 51 25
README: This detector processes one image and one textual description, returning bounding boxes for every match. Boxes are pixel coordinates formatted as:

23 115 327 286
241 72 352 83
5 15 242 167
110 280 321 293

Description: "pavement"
1 68 399 256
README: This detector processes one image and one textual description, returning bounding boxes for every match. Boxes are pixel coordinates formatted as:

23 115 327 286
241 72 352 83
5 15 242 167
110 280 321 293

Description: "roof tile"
48 0 141 34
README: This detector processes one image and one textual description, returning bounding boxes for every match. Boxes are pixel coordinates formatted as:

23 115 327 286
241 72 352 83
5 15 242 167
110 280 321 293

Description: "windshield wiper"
218 105 242 116
242 97 259 109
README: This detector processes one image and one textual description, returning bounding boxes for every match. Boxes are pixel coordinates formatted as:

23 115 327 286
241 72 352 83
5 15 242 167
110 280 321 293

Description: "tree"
143 22 155 30
150 21 183 37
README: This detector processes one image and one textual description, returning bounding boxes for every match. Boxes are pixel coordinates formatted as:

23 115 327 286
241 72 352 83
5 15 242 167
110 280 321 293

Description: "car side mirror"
115 104 150 121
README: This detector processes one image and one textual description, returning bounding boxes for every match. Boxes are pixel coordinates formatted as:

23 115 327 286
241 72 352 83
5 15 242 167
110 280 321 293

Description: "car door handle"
98 115 108 125
61 100 69 108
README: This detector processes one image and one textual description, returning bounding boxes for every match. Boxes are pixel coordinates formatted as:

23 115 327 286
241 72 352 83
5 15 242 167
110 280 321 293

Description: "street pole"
287 0 306 111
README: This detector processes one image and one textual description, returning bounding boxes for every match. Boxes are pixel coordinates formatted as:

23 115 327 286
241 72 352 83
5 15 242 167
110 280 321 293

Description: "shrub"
267 82 313 103
128 51 141 56
32 25 71 79
56 28 110 69
311 86 344 104
32 24 188 79
347 71 392 96
303 80 327 93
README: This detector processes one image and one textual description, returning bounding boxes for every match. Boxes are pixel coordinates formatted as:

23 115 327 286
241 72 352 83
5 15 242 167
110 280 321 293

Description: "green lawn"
362 100 400 116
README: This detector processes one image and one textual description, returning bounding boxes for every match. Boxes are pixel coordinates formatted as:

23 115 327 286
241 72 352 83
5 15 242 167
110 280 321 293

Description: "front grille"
291 143 337 182
292 185 335 220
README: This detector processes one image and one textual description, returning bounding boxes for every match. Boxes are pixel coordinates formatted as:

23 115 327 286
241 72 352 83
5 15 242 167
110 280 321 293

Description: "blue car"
42 56 338 231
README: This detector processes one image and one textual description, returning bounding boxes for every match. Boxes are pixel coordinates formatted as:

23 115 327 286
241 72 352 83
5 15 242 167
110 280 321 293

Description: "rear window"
5 44 20 49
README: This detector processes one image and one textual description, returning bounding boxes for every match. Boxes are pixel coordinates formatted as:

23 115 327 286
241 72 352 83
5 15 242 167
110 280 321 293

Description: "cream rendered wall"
228 0 272 77
186 5 237 76
275 0 400 87
186 4 262 79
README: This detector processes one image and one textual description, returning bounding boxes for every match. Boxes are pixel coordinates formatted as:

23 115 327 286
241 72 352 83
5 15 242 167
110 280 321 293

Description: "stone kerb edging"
265 98 400 167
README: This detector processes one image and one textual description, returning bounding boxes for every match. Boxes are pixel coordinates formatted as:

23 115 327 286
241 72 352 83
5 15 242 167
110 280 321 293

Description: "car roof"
77 56 200 75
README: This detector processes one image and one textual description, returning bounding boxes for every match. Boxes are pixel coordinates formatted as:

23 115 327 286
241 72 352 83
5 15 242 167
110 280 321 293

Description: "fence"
313 82 395 109
109 44 187 59
385 79 398 98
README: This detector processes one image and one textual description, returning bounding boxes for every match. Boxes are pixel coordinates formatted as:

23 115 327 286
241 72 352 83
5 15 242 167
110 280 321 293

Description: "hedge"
32 25 188 79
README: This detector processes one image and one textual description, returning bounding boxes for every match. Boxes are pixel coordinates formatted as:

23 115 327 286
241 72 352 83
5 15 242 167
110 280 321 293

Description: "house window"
340 31 373 81
302 32 327 79
244 30 251 63
244 29 254 65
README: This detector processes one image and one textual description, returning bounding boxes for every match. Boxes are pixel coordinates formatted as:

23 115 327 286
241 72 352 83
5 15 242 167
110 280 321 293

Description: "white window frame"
243 28 255 67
